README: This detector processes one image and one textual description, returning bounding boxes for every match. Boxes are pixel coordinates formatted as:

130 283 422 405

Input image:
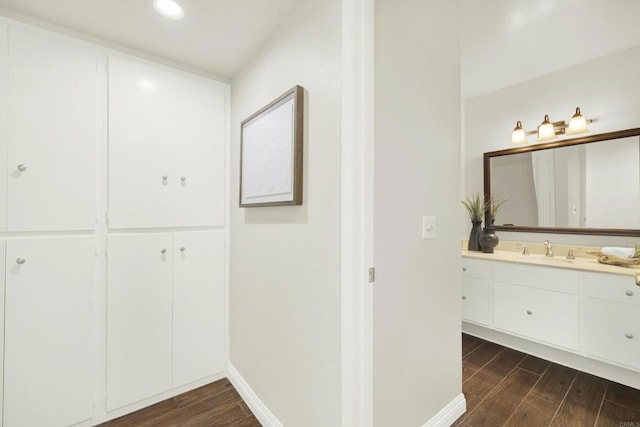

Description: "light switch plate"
422 216 436 239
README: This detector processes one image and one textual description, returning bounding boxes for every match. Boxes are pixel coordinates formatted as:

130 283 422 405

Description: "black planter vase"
480 225 499 254
468 220 482 251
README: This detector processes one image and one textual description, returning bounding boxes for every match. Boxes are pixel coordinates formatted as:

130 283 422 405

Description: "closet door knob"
626 290 634 297
462 267 467 272
526 310 533 315
625 333 634 340
181 176 186 182
162 175 168 180
180 246 186 252
16 257 26 265
461 296 466 300
17 164 27 172
160 249 167 254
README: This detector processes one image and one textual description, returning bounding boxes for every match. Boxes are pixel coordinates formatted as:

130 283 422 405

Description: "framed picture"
240 85 304 207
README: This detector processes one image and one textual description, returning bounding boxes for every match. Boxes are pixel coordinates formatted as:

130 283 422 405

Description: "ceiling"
0 0 302 80
461 0 640 99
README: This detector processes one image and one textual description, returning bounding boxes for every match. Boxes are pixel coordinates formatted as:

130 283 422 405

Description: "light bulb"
537 114 556 141
567 107 588 134
153 0 184 19
511 121 526 144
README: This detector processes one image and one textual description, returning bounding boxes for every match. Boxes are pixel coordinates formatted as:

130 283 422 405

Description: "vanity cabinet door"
462 276 491 326
494 282 580 351
173 231 225 387
585 298 640 371
4 237 94 427
7 28 97 231
107 233 173 410
0 25 7 231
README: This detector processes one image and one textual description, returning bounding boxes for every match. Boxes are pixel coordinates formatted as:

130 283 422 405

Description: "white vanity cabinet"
4 237 95 427
5 28 97 232
461 258 492 326
584 273 640 371
108 56 226 229
107 231 225 410
462 254 640 389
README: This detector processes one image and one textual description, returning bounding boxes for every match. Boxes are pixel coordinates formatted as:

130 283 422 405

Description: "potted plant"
479 196 507 253
462 192 485 251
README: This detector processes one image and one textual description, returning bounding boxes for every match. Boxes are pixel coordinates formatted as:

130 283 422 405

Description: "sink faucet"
543 240 553 257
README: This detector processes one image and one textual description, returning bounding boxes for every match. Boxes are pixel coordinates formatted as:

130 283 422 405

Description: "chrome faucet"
543 240 553 257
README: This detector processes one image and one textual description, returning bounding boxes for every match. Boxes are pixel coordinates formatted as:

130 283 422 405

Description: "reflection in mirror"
485 129 640 236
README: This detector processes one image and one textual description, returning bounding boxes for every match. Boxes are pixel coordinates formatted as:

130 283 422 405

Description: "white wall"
229 0 342 425
373 1 462 426
465 46 640 247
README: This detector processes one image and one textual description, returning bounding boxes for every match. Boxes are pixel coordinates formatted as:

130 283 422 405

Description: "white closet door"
108 56 174 229
0 25 8 231
7 28 97 231
173 231 225 387
107 233 173 410
4 237 94 427
173 75 226 227
173 231 226 387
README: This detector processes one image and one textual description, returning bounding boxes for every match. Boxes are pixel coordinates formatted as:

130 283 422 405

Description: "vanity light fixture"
510 107 593 144
153 0 184 19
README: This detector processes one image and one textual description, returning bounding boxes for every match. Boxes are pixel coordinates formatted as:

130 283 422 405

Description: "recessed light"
153 0 184 19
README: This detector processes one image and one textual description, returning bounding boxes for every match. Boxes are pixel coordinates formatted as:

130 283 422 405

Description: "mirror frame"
483 127 640 237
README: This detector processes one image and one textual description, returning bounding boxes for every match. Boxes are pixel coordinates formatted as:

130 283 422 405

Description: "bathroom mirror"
484 128 640 236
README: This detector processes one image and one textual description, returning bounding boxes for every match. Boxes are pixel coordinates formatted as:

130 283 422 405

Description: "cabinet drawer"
494 263 579 295
462 277 491 326
494 282 580 351
585 299 640 371
461 257 492 280
585 274 640 306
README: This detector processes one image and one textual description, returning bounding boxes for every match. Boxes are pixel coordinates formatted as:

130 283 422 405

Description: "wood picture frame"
240 85 304 207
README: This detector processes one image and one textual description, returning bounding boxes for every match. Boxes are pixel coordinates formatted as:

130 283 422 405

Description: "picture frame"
240 85 304 207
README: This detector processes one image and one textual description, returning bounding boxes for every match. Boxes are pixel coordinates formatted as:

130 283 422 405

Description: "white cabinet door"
173 76 226 227
107 233 173 410
173 231 225 386
585 298 640 371
0 240 4 424
494 282 580 351
108 57 174 229
0 25 7 231
7 28 97 231
462 276 491 326
4 237 94 427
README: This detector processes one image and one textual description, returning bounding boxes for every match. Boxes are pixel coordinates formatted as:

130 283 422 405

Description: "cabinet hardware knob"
181 176 186 182
625 333 634 340
462 267 467 272
162 175 168 180
626 290 634 297
180 246 186 252
17 164 27 172
526 310 533 315
16 257 26 265
462 295 466 300
161 249 167 254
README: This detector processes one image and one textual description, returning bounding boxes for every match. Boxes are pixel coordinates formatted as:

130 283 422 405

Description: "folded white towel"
601 247 635 259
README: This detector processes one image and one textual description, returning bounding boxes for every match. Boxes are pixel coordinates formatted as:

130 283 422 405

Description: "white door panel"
107 233 173 410
108 56 174 228
173 76 226 227
0 25 8 231
7 28 97 231
173 231 225 386
4 237 94 426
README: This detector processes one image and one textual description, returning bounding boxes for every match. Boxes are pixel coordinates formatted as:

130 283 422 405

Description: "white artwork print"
242 99 295 202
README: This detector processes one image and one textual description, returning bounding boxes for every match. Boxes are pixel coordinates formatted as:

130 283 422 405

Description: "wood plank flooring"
99 378 261 427
455 333 640 427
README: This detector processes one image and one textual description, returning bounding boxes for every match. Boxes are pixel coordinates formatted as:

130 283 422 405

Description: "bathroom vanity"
461 246 640 389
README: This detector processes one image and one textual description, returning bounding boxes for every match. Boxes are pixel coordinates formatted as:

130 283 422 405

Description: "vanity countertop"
462 248 640 278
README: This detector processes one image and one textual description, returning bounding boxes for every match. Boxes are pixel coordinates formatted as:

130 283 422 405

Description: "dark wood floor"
99 378 261 427
455 333 640 427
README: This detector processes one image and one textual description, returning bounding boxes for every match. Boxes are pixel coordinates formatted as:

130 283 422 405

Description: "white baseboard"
227 363 284 427
422 393 466 427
